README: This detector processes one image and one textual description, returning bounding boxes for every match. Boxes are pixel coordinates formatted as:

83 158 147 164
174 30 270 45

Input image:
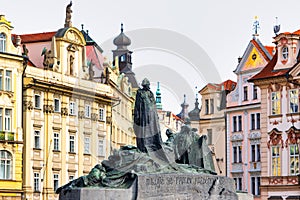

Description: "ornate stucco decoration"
78 111 84 119
231 133 243 142
43 105 54 114
285 126 300 148
24 100 33 110
61 107 68 116
91 113 98 121
267 128 283 148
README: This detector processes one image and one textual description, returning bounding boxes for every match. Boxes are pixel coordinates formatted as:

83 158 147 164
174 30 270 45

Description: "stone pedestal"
59 173 238 200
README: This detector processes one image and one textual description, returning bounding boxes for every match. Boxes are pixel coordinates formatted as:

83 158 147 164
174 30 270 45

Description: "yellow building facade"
20 12 114 200
0 15 24 199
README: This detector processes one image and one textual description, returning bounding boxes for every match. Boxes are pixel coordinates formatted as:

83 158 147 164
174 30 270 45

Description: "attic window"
252 53 257 60
0 33 6 52
282 46 289 60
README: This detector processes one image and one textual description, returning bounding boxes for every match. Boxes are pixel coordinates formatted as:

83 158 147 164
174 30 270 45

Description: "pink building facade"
226 37 273 199
250 29 300 200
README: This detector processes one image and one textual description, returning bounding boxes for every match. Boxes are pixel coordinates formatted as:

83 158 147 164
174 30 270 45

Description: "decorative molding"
52 127 61 131
91 113 98 121
78 111 84 119
33 124 42 128
285 126 300 148
61 107 68 116
231 133 243 142
43 105 54 114
267 128 284 148
24 100 34 110
249 132 261 140
68 129 77 134
269 177 283 185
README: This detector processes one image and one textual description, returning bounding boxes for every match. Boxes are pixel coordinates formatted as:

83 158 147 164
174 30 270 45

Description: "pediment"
234 39 272 74
56 27 86 46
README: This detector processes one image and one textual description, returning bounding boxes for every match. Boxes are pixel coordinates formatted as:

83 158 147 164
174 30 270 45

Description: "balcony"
0 131 14 141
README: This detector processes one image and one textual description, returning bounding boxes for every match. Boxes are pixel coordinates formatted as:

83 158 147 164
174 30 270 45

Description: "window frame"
54 98 60 113
34 130 40 149
271 91 281 115
69 102 76 116
99 108 105 121
282 46 289 60
84 137 90 154
288 89 299 113
0 150 12 180
53 174 59 191
53 133 60 151
289 144 299 175
34 94 41 109
0 33 6 52
4 70 11 92
85 104 91 118
4 109 11 131
34 172 40 192
271 146 281 176
69 135 75 153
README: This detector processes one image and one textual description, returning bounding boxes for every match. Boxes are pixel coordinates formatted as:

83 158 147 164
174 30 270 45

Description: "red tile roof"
293 29 300 35
200 79 236 93
86 45 104 70
264 46 274 56
19 31 56 43
249 50 289 81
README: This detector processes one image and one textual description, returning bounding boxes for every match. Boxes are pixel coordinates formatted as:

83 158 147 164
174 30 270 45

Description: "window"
210 99 214 114
250 113 260 130
234 177 242 191
251 177 261 196
99 108 105 121
251 144 261 162
251 114 255 130
85 105 91 118
271 92 280 115
35 95 41 109
120 54 126 62
0 108 2 131
4 109 11 131
34 130 40 149
98 139 105 156
0 33 6 52
289 144 299 175
282 46 289 60
253 85 258 100
34 172 40 192
69 175 74 182
53 174 59 191
69 102 76 115
207 129 212 145
53 133 59 151
54 99 60 112
238 116 242 131
0 150 12 179
5 70 11 91
233 146 242 163
69 135 75 153
289 89 299 113
84 137 90 154
205 99 209 115
243 86 248 101
0 69 3 90
233 116 237 132
272 146 281 176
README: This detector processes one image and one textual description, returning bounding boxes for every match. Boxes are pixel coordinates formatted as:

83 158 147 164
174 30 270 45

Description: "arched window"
0 150 12 179
0 33 6 52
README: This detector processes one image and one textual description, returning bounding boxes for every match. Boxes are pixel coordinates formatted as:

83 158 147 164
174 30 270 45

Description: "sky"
2 0 300 113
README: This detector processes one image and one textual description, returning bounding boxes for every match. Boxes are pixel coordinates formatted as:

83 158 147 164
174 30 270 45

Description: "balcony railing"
0 131 14 141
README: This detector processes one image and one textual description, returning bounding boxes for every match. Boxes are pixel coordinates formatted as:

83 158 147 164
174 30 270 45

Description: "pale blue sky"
2 0 300 113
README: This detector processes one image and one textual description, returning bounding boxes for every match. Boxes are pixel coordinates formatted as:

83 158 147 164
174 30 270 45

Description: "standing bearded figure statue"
133 78 163 153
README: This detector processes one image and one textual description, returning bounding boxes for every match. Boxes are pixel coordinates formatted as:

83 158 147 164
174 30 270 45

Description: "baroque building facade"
199 80 236 176
0 15 24 200
20 6 115 200
250 29 300 199
226 36 273 199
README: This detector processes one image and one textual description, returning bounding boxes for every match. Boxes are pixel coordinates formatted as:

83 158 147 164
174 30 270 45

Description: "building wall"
199 89 227 176
22 27 113 200
0 15 23 199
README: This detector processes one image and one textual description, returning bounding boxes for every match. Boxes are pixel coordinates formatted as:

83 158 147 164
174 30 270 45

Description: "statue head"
166 129 173 137
141 78 150 89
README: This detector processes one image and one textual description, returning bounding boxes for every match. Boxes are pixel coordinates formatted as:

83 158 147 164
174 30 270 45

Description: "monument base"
59 173 238 200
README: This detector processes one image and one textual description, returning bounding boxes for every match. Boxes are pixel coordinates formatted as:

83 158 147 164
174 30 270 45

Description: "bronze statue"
133 78 164 153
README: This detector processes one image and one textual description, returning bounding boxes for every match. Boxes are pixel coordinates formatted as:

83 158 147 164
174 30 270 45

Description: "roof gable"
234 39 273 74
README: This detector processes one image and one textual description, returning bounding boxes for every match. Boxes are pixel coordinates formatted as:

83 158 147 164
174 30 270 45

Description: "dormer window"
0 33 6 52
282 46 289 60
